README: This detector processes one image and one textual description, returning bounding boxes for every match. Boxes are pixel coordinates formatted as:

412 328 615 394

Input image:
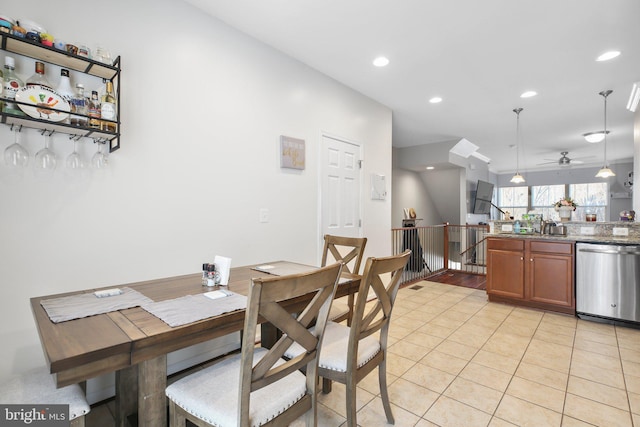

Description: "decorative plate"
15 85 70 122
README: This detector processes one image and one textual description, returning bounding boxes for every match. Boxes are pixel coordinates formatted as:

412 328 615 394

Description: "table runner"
41 287 153 323
141 292 247 327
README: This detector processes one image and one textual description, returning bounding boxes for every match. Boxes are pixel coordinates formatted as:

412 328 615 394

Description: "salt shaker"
202 263 210 286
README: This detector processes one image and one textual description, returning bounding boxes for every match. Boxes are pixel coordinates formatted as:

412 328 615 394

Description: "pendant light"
510 108 525 184
595 90 615 178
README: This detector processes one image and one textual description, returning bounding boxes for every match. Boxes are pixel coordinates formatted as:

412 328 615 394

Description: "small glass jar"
207 264 216 286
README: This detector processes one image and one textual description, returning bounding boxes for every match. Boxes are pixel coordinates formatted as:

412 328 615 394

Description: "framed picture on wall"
280 135 305 170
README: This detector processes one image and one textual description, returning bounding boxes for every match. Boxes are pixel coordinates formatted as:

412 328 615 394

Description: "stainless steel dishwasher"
576 242 640 324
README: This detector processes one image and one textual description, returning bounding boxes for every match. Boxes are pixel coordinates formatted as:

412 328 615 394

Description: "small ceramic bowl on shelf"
25 31 40 42
65 44 78 55
0 21 11 33
0 14 15 31
11 25 26 38
40 33 53 47
77 45 91 58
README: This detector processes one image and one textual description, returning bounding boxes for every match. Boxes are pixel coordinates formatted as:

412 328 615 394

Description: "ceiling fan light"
510 172 525 183
595 167 615 178
583 132 606 143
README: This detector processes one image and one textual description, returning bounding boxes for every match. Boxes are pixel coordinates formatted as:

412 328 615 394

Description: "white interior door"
320 134 362 240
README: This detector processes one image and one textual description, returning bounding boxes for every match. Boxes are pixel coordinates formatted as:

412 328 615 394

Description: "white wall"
391 168 442 227
0 0 392 386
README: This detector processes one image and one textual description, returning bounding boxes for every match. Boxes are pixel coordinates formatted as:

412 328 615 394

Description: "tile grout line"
615 324 636 427
484 307 544 425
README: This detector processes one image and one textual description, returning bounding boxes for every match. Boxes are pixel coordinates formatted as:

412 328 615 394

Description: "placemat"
141 292 247 327
41 287 153 323
252 261 317 276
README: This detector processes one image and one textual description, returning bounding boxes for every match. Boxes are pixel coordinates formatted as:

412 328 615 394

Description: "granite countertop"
487 233 640 245
489 220 640 245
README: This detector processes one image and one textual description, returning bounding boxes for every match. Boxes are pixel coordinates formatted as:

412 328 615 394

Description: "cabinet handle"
520 257 524 260
530 258 533 262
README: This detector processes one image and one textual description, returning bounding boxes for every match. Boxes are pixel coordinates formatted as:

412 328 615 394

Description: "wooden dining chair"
321 234 367 325
0 366 91 427
286 250 411 427
165 262 343 427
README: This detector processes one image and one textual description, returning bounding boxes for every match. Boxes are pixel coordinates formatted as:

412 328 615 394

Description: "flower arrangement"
554 197 578 211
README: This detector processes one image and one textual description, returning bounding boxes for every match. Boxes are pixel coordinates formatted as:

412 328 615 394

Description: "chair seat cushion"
166 347 307 427
0 367 90 421
285 321 381 373
328 298 350 321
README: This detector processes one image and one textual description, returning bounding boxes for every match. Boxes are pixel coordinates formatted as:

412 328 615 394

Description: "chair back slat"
349 250 411 357
321 235 367 274
238 262 342 423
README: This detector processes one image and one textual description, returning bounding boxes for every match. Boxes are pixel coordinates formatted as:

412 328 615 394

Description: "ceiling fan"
538 151 588 167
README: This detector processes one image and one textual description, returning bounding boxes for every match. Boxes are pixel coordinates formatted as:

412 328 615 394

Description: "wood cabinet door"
487 249 525 299
528 253 574 308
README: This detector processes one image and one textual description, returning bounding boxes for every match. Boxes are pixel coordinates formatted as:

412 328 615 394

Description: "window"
497 182 608 222
570 183 608 221
532 185 565 221
498 186 528 220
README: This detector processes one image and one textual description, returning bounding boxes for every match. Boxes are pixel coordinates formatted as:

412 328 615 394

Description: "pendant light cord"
514 107 523 172
600 90 612 166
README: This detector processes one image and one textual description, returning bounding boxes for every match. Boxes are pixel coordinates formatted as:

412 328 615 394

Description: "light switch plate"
259 208 269 223
613 227 629 236
501 224 513 232
580 227 595 235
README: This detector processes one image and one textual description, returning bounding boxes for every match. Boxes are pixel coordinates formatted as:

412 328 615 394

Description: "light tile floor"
87 280 640 426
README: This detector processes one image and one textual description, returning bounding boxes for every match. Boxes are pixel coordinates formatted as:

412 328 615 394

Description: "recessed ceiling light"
429 97 442 104
426 166 434 170
596 51 621 61
520 91 537 98
373 56 389 67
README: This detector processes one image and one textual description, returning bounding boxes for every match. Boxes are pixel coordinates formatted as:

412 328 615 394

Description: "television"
472 180 494 215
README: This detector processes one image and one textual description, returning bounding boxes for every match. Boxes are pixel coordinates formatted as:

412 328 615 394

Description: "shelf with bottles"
0 106 118 150
1 31 120 153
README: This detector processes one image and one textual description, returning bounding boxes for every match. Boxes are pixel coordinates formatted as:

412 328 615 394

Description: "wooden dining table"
30 262 360 427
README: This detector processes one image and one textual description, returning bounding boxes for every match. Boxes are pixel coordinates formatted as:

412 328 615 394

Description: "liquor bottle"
26 61 52 89
100 81 117 132
88 90 101 128
70 83 88 127
2 56 25 115
56 69 74 124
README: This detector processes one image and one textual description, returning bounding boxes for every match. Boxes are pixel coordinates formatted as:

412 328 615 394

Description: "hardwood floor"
425 270 487 290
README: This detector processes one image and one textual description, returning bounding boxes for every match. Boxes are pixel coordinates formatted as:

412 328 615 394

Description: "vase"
558 206 573 222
